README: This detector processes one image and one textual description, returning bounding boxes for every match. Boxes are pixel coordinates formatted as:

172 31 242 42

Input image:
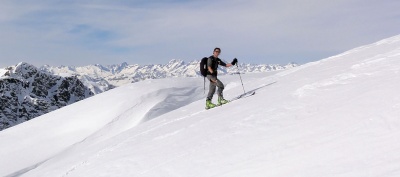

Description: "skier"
206 47 238 109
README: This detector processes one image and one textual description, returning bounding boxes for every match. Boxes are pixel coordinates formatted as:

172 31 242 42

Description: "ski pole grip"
231 58 238 65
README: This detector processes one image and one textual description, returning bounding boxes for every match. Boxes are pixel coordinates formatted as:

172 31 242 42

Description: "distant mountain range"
40 59 298 94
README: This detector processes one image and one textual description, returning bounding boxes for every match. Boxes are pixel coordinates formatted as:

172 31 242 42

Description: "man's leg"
207 75 217 100
215 79 224 98
205 75 218 109
215 79 228 105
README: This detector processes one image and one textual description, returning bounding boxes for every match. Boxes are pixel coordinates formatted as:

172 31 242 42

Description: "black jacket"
207 55 227 76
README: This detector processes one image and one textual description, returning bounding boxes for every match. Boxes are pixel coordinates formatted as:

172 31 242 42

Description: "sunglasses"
214 50 221 53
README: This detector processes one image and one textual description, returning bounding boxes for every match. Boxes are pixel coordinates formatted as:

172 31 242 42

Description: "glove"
231 58 238 65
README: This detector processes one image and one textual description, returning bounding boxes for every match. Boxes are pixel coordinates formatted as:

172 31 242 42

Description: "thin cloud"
0 0 399 67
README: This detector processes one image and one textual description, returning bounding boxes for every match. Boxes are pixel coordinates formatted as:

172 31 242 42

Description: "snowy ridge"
40 60 297 93
0 68 6 76
0 62 93 131
1 34 400 176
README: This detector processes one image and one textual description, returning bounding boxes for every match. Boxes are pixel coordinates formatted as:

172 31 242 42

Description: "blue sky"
0 0 399 67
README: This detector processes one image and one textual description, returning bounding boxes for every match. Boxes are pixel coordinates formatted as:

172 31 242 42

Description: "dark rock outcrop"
0 62 93 131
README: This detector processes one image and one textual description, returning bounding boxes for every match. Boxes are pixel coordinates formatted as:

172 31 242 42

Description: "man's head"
213 47 221 57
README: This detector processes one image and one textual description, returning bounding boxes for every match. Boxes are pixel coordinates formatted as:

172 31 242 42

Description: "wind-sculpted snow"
1 34 400 177
0 77 206 176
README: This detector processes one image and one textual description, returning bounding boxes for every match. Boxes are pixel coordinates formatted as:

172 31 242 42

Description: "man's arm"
219 60 232 67
207 58 214 74
207 65 217 83
208 66 213 74
224 58 237 67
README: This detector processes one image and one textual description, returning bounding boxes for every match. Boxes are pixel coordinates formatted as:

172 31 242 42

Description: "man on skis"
206 47 238 109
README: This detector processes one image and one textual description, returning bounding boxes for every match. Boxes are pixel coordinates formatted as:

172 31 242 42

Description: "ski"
205 91 255 110
229 91 255 102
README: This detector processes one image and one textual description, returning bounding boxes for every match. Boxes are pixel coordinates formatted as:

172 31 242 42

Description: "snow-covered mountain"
0 60 295 130
2 34 400 177
0 62 93 131
40 60 297 93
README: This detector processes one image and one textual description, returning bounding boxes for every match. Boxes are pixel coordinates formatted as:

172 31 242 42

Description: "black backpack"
199 57 208 77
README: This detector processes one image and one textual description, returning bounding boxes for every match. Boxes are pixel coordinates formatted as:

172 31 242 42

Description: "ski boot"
218 96 229 106
206 100 216 110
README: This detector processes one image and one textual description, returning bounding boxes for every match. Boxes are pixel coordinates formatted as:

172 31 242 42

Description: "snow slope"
0 68 6 76
1 35 400 177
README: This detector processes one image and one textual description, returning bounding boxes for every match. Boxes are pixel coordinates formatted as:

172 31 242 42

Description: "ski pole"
236 64 246 94
204 76 205 94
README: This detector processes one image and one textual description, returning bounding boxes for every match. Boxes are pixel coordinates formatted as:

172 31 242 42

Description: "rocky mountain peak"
0 63 94 131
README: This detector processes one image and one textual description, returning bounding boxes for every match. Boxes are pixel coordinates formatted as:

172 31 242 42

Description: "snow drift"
1 35 400 177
